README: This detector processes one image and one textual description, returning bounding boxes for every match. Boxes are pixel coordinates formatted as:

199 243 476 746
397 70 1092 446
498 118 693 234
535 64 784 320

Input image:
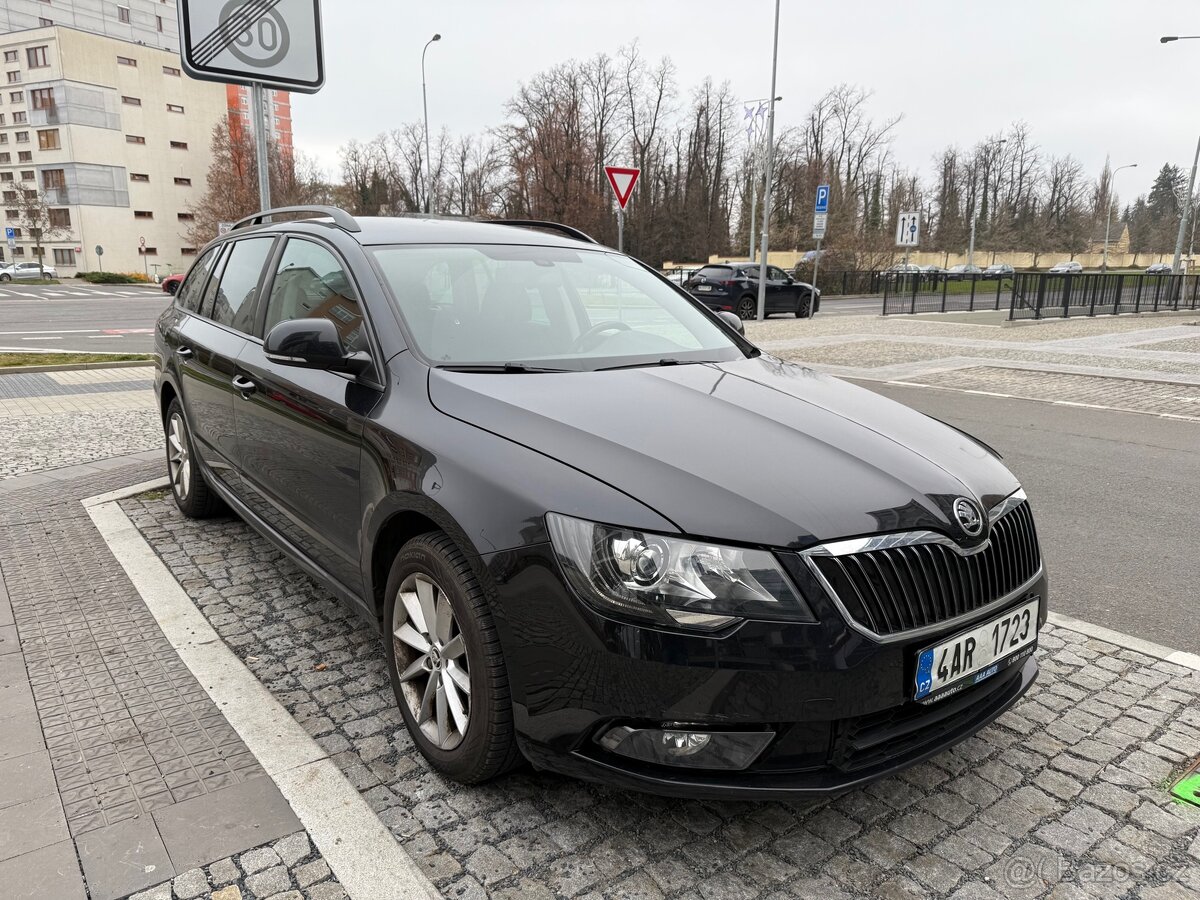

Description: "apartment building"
0 25 228 275
1 0 294 155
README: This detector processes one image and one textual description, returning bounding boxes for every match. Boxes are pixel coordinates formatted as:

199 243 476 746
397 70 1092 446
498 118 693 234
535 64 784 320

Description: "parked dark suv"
155 206 1046 798
684 262 820 319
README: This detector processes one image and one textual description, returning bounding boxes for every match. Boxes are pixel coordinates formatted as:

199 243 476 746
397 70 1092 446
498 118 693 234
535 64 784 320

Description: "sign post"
809 184 830 320
604 166 640 253
178 0 326 212
95 244 104 273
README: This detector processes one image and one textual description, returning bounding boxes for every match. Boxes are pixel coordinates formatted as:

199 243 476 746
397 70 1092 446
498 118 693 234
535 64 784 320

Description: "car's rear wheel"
166 280 179 295
736 295 757 320
384 532 520 783
165 399 224 518
0 274 9 283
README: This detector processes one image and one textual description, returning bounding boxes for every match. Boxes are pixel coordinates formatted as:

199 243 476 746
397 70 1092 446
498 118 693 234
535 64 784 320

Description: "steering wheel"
572 320 633 351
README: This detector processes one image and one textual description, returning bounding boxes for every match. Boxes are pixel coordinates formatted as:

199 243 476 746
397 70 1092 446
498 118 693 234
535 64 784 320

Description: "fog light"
662 730 710 757
597 725 774 771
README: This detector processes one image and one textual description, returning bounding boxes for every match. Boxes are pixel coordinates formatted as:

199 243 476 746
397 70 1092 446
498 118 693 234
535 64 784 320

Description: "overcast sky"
292 0 1198 202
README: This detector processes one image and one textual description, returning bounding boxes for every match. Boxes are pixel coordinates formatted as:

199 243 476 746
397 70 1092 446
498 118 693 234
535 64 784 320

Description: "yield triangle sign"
605 166 641 210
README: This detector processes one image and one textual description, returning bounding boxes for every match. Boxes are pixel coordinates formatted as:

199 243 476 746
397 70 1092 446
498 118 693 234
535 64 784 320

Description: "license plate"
697 284 713 292
914 599 1039 702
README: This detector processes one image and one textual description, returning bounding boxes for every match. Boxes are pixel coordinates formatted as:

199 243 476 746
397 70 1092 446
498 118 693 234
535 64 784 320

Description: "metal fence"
1007 273 1200 319
812 270 885 297
881 275 1011 315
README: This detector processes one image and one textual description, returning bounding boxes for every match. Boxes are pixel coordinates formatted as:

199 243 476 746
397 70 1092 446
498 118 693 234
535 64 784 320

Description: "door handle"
175 346 193 360
231 375 257 398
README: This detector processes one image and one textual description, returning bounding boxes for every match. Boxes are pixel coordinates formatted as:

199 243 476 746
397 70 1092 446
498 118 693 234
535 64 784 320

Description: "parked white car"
1048 261 1083 275
0 261 58 281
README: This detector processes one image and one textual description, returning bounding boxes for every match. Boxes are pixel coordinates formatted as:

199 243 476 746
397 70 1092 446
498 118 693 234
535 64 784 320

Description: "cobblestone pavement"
0 462 341 900
123 494 1200 900
127 832 345 900
0 368 160 478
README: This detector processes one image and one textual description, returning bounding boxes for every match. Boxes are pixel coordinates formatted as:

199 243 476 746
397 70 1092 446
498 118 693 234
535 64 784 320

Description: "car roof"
233 214 605 251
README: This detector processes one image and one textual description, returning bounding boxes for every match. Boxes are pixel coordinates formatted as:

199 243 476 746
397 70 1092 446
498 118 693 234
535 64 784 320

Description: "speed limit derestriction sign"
177 0 325 94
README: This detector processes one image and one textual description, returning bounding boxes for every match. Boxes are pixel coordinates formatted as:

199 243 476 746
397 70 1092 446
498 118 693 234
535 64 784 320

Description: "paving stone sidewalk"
122 492 1200 900
0 461 343 900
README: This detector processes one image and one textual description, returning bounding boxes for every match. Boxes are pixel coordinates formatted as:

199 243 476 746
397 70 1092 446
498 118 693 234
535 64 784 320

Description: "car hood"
428 356 1020 549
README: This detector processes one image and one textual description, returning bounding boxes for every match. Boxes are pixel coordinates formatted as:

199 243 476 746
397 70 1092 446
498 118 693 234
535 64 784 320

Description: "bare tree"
15 182 70 276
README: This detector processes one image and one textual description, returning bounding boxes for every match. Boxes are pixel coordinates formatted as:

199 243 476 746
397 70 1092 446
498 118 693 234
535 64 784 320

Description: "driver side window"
263 239 366 354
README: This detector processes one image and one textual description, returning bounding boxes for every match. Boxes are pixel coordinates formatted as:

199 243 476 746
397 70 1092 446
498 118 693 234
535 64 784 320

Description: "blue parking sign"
815 185 830 214
4 228 13 240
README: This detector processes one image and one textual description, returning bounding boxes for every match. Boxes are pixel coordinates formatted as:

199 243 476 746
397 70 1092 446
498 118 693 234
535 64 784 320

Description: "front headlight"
546 513 815 632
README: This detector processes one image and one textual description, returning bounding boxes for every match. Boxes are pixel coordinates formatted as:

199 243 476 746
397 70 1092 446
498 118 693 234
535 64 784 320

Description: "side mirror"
264 318 371 375
786 276 794 284
716 311 745 336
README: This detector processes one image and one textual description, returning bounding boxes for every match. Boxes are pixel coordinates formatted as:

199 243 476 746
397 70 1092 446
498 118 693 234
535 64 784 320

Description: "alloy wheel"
167 413 191 500
393 572 471 750
737 298 756 320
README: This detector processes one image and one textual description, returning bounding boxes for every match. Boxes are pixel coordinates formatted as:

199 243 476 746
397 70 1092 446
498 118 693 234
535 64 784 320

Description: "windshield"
372 244 747 371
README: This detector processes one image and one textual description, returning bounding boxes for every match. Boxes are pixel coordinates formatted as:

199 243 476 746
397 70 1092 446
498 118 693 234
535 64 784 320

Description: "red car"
161 273 185 295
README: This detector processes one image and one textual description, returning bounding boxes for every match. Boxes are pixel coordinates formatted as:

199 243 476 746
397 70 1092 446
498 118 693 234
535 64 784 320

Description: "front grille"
831 663 1026 772
809 501 1041 636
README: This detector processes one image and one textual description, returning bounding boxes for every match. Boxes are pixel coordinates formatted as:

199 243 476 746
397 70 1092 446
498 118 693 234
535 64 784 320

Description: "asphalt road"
860 380 1200 655
0 283 169 353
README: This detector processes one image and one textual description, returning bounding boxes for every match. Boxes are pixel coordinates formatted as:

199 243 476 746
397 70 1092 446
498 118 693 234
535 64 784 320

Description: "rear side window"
175 246 220 313
208 238 274 335
695 266 733 280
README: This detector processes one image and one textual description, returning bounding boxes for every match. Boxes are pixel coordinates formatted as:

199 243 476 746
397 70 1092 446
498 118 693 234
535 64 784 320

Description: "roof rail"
489 219 599 245
230 205 361 234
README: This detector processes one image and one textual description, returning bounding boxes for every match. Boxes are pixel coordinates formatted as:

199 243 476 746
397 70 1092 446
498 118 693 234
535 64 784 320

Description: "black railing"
882 274 1010 315
811 270 884 297
1007 273 1200 319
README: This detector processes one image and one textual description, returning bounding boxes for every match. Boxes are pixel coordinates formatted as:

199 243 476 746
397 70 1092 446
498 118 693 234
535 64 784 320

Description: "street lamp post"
421 34 441 215
1102 163 1137 272
755 0 782 322
1160 36 1200 274
968 138 1006 270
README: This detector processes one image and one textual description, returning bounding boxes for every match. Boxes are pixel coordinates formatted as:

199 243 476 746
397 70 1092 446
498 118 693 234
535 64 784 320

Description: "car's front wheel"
795 293 812 318
165 281 179 295
165 399 224 518
0 274 9 283
384 532 520 784
736 295 757 320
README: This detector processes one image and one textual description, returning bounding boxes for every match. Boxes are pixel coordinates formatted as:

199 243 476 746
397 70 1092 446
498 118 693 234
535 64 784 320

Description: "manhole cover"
1171 759 1200 807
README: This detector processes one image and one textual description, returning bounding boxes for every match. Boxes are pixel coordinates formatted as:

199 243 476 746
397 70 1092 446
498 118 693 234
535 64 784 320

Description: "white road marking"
89 335 124 339
0 329 101 335
87 488 441 900
22 336 65 342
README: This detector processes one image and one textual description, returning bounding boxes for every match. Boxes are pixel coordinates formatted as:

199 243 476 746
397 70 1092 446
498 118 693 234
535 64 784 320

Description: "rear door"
175 237 276 492
232 236 383 596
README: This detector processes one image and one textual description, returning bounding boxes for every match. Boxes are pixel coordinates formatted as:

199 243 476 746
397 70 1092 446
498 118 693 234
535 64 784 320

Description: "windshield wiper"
436 363 574 374
594 358 714 372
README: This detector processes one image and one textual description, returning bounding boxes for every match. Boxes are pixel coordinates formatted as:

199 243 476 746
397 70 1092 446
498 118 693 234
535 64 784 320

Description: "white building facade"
0 25 227 276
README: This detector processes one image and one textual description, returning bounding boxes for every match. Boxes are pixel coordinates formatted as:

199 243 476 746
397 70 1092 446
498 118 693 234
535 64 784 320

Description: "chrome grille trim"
801 491 1042 644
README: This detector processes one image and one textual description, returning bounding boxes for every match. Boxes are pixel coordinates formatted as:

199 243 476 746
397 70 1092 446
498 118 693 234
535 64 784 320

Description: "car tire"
0 274 9 283
736 296 757 320
384 531 521 784
164 398 224 518
794 294 811 318
166 281 179 295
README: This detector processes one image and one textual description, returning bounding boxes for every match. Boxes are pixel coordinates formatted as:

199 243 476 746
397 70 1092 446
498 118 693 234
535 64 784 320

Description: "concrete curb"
0 359 154 375
85 480 442 900
1047 611 1200 671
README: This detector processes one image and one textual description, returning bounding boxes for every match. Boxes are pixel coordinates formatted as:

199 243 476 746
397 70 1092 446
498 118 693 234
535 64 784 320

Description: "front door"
233 237 382 597
767 266 795 313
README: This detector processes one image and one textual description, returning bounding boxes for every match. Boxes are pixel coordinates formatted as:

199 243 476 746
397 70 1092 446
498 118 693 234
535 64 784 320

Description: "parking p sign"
815 184 830 214
178 0 325 93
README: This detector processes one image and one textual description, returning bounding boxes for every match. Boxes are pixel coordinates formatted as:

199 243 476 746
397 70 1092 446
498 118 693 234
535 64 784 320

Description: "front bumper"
484 544 1047 799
